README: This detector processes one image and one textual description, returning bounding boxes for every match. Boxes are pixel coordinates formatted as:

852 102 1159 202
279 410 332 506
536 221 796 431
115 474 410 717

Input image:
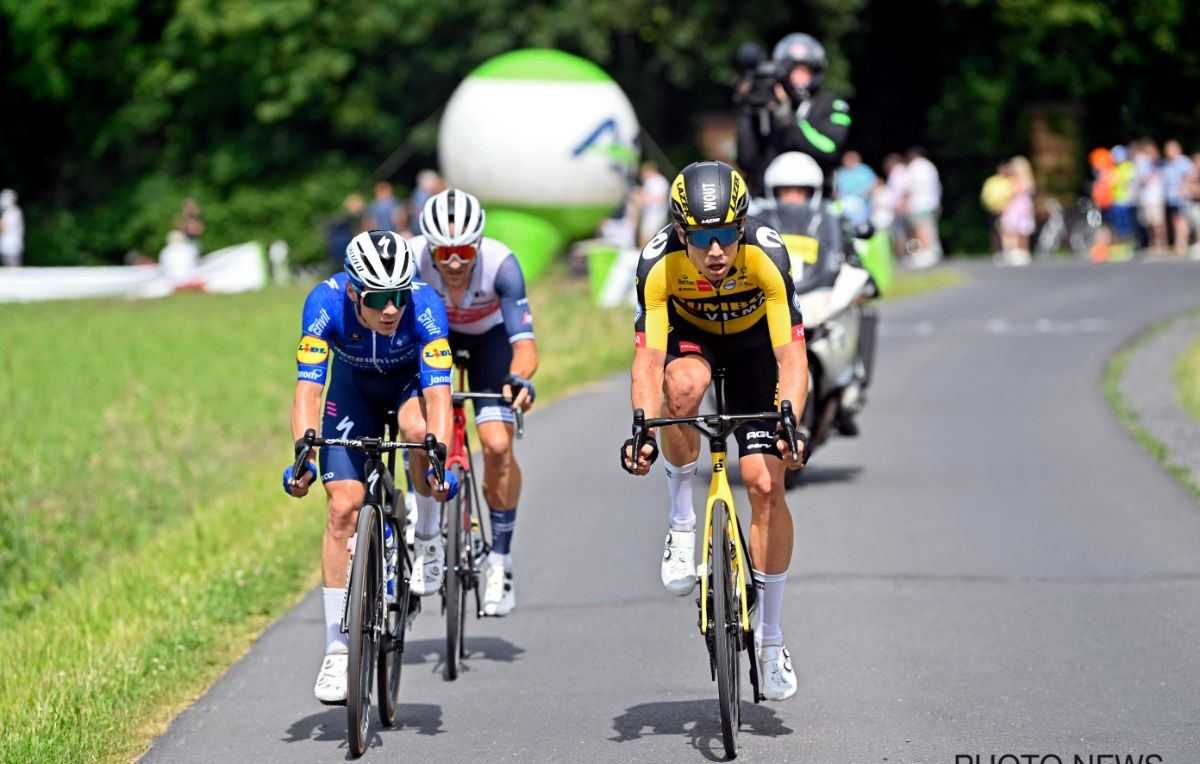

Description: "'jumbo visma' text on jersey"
634 217 803 350
295 273 452 388
412 236 535 342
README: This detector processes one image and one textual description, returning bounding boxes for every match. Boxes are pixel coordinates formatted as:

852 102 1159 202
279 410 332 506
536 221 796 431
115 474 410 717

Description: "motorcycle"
756 200 879 487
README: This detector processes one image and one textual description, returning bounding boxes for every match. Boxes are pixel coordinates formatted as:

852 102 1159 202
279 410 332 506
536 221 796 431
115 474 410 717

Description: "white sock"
754 569 788 646
663 457 698 531
487 550 512 572
752 569 766 639
323 587 348 653
414 492 441 539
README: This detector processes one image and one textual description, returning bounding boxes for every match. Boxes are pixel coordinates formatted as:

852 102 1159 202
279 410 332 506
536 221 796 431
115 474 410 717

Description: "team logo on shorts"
421 338 453 369
296 336 329 365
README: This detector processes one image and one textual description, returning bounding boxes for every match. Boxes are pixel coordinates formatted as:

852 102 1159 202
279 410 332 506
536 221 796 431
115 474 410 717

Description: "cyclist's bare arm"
289 380 324 494
511 338 538 378
631 345 666 419
774 340 808 466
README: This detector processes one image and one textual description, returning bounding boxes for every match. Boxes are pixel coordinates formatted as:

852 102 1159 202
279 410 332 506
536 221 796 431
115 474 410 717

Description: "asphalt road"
143 261 1200 764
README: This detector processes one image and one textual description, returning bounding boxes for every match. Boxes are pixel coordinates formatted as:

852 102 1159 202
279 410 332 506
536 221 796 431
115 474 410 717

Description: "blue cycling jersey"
296 273 452 389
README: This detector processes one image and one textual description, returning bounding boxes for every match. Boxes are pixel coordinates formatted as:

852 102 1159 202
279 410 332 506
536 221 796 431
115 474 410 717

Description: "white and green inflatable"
439 49 639 281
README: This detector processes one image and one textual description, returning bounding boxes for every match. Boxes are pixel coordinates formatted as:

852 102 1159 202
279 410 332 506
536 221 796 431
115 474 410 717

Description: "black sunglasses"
360 288 410 310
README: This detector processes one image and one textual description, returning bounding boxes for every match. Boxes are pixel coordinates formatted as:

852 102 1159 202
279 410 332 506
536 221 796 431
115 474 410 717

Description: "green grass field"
1176 334 1200 422
0 263 956 763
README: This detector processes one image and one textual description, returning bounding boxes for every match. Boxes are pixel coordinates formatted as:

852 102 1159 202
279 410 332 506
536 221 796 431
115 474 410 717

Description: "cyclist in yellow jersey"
622 160 809 701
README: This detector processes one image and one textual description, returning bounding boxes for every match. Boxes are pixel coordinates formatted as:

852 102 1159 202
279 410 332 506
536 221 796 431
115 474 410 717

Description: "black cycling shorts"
665 320 781 458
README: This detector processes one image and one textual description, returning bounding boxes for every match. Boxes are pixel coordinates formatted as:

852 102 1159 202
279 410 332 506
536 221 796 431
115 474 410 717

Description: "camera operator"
736 33 852 194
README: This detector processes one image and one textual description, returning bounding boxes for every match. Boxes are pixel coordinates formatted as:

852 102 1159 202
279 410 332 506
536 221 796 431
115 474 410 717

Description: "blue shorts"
450 325 515 426
319 362 420 483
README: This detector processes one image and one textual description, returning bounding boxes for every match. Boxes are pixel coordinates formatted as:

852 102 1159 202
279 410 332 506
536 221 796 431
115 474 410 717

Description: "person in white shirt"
0 189 24 268
904 147 942 267
636 161 670 247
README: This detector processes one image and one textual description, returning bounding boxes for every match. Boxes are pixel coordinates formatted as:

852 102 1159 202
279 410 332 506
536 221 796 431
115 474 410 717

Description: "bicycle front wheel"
378 512 406 728
347 503 381 758
443 465 469 680
710 499 741 759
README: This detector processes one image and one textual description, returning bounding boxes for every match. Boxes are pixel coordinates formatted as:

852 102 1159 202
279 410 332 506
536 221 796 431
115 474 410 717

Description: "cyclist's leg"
397 384 446 596
661 327 714 530
461 326 523 614
728 336 795 648
657 329 713 595
313 370 379 701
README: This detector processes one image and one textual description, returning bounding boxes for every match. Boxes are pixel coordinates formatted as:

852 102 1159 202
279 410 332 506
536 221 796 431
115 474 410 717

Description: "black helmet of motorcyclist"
772 32 826 99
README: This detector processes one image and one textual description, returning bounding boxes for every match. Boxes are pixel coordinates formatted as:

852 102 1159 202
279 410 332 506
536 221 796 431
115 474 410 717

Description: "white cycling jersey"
412 235 534 341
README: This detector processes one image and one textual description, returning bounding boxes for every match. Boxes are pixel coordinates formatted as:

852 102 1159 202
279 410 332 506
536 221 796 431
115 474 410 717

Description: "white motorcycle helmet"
763 152 824 207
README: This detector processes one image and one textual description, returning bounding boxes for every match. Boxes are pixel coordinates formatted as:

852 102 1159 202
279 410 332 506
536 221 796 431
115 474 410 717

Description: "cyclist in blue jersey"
282 229 458 705
413 188 538 617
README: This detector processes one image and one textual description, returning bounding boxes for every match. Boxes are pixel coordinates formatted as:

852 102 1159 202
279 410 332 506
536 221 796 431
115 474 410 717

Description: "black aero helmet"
669 160 749 228
772 32 827 89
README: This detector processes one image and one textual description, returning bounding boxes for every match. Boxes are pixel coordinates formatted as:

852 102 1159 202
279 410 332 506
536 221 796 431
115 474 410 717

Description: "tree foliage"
2 0 1198 262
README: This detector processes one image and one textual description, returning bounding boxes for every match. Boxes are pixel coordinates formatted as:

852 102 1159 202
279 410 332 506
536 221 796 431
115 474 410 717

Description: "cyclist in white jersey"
412 189 538 616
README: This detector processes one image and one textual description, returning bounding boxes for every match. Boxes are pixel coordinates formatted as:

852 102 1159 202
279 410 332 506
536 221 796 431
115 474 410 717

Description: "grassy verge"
883 267 965 301
1174 334 1200 422
1103 324 1200 498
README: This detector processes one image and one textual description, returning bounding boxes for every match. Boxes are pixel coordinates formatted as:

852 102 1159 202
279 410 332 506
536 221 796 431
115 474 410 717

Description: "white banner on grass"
0 242 267 302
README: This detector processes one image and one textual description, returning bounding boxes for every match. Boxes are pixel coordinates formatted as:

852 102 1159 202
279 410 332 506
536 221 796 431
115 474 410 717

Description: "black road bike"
291 425 445 758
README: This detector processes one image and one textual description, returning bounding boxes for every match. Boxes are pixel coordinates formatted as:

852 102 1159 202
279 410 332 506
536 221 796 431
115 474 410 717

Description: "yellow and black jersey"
634 217 804 351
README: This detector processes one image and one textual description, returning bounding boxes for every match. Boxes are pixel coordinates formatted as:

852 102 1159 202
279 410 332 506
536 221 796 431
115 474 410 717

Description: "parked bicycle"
289 425 446 758
626 369 801 759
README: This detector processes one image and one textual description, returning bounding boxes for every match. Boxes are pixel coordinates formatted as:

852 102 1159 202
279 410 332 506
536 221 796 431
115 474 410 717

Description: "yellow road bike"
629 369 800 759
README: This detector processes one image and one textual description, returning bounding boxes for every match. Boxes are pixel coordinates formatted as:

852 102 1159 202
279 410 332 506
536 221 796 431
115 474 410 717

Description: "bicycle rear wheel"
347 504 381 758
444 465 473 679
378 512 407 727
710 500 741 759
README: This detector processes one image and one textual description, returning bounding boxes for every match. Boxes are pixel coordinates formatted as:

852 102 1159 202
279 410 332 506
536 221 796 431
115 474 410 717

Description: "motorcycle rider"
736 32 852 193
755 151 875 438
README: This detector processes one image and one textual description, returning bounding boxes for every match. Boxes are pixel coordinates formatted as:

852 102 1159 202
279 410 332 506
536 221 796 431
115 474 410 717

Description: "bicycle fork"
697 448 762 701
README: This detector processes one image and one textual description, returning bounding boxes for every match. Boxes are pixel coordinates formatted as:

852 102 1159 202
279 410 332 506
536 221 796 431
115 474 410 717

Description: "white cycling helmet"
764 151 824 203
343 229 416 291
419 188 486 247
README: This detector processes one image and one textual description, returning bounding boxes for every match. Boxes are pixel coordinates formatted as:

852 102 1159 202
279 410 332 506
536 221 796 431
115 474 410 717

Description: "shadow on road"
282 702 444 752
401 636 526 675
609 699 792 761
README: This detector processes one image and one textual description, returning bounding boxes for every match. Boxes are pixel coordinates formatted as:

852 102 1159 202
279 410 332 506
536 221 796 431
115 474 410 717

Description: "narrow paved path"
144 261 1200 763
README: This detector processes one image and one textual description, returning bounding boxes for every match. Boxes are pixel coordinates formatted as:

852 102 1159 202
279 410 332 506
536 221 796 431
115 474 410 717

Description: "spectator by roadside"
326 193 365 274
1135 141 1167 254
1110 145 1136 243
369 181 406 232
159 229 200 286
904 147 942 267
175 197 205 249
636 161 670 247
882 153 909 260
1162 140 1193 256
834 150 877 228
0 189 23 267
980 163 1013 257
999 156 1035 265
408 170 446 236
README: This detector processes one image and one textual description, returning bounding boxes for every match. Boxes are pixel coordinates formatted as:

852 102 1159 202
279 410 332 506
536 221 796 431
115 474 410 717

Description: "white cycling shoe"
661 529 697 596
313 644 348 705
410 536 445 597
482 559 515 616
757 643 799 701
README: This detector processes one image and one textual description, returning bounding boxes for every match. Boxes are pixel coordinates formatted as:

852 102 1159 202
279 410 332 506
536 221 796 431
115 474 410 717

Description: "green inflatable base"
483 209 566 282
861 232 895 295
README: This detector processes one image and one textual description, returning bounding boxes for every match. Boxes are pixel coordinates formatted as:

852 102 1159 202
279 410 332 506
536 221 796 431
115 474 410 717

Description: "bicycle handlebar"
631 400 807 464
290 429 447 490
451 391 526 439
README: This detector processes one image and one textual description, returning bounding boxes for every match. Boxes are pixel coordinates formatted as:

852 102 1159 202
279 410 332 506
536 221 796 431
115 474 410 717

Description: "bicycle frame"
697 374 754 638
